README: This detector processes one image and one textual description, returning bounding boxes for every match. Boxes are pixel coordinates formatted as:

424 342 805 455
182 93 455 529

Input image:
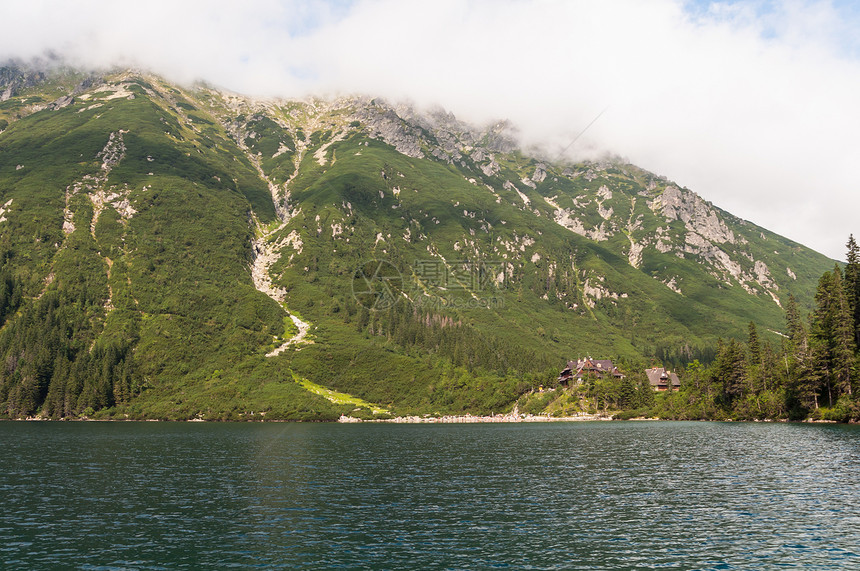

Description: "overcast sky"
3 0 859 260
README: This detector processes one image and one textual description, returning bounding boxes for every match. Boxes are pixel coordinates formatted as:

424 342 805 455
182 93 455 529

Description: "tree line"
649 235 860 422
0 282 139 418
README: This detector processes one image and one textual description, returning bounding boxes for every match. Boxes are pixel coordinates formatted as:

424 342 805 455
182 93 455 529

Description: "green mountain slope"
0 65 835 419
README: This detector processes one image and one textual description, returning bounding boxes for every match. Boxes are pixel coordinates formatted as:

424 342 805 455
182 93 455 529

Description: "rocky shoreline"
338 412 613 423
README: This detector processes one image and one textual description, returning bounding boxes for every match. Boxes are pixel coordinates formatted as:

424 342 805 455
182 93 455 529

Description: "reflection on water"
1 421 859 569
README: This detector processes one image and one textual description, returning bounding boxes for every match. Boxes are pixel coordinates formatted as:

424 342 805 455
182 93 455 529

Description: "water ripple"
2 421 859 569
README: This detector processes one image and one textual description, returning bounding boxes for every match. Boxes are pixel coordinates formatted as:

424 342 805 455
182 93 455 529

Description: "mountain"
0 64 835 420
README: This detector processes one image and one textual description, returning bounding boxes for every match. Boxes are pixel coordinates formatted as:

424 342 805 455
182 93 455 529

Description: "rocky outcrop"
356 103 425 159
582 274 626 308
48 95 74 110
627 239 645 268
350 99 519 169
482 120 518 153
62 130 134 237
0 64 47 100
0 199 12 223
661 276 683 295
681 230 779 299
553 208 610 242
651 186 735 244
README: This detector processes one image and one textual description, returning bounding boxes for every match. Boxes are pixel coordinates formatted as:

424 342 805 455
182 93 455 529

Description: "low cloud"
2 0 858 259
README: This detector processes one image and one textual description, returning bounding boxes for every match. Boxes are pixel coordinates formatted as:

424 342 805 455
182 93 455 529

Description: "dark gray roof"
646 367 680 387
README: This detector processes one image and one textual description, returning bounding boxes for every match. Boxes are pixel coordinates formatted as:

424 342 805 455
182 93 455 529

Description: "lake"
1 421 859 569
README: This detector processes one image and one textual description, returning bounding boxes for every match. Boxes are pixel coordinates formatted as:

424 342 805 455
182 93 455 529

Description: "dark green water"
1 421 859 569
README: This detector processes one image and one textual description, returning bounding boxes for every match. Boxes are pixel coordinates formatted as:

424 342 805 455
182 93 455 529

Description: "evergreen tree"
760 342 779 394
618 375 636 409
747 321 763 393
712 338 746 403
747 322 761 359
685 359 706 394
845 234 860 346
785 294 806 351
798 337 826 409
636 376 655 409
810 269 836 405
831 269 856 396
809 266 856 402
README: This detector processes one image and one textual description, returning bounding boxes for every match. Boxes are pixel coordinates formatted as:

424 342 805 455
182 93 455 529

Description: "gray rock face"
350 99 520 170
355 104 425 159
483 120 518 153
480 160 500 177
0 64 48 98
0 62 100 105
73 76 103 94
48 95 74 110
653 186 735 244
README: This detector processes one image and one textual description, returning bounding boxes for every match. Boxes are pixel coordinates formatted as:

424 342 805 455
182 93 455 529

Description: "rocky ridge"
322 99 791 304
0 63 809 311
191 87 804 309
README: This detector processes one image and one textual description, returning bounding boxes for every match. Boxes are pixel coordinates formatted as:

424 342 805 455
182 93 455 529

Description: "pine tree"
810 269 836 405
713 338 746 403
760 342 778 394
618 375 636 409
780 296 816 411
805 267 848 403
831 269 856 396
747 321 763 393
748 321 761 364
798 337 826 409
632 374 654 409
784 294 808 383
844 234 860 347
808 266 856 402
686 359 707 394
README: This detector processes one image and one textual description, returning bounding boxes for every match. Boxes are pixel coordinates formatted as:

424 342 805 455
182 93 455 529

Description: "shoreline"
3 414 852 424
338 412 614 423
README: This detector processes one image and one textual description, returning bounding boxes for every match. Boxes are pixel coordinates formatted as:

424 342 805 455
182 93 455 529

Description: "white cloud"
2 0 858 259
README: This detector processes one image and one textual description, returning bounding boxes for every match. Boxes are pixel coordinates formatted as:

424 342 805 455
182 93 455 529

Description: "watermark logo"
413 295 505 311
351 259 405 310
413 259 506 291
352 258 506 310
